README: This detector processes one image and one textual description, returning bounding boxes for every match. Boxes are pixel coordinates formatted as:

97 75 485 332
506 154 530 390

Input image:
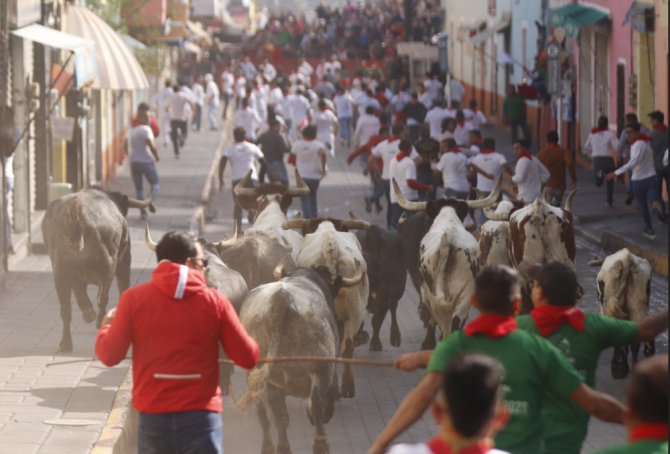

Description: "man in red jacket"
96 231 259 454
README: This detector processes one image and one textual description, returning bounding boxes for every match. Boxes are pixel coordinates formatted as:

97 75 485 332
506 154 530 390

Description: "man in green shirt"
516 261 668 454
502 85 531 147
367 266 625 454
592 356 667 454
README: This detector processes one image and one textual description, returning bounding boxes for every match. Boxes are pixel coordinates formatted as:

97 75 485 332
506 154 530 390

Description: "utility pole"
0 0 10 272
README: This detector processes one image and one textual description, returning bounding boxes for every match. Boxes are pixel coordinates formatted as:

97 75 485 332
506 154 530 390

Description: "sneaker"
174 154 180 160
597 170 604 179
643 228 656 240
375 205 384 214
363 167 369 176
364 197 372 213
625 192 634 205
149 203 156 214
652 202 668 224
605 202 613 207
140 211 148 220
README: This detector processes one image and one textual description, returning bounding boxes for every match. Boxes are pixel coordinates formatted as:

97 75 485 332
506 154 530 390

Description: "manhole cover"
44 419 100 427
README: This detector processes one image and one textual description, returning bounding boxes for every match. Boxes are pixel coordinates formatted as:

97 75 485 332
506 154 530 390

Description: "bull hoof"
340 383 355 398
82 308 97 324
369 337 382 351
611 363 630 380
313 436 330 454
59 338 73 353
260 440 275 454
276 441 292 454
418 303 430 323
390 328 401 347
354 330 369 346
421 338 436 351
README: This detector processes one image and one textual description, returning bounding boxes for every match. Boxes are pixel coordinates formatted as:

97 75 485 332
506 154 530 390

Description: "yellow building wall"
635 31 655 129
656 0 668 117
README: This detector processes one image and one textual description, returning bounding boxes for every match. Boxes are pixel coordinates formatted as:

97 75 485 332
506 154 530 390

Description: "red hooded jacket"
95 261 259 414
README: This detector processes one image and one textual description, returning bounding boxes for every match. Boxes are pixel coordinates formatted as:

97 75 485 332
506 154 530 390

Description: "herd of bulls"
39 170 657 454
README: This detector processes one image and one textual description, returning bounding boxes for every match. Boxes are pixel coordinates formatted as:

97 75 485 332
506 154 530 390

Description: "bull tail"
236 286 293 411
602 256 631 319
62 198 86 251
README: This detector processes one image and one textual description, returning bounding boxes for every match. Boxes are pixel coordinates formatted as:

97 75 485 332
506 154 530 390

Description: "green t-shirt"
426 328 584 454
517 313 639 454
591 440 669 454
502 95 527 122
278 29 293 46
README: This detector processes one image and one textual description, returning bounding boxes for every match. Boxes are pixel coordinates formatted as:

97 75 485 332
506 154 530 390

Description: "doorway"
616 63 625 136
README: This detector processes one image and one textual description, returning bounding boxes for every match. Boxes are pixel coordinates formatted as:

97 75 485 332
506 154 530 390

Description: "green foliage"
134 44 170 79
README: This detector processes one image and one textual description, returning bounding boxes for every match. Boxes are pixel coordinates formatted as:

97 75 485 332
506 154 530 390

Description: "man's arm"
511 159 526 184
367 372 443 454
95 295 133 367
564 150 576 186
123 137 129 156
569 383 624 424
502 162 514 176
616 130 627 160
218 156 228 190
258 157 268 184
614 143 640 176
636 308 669 342
218 293 259 369
318 148 327 178
469 163 494 180
146 138 159 161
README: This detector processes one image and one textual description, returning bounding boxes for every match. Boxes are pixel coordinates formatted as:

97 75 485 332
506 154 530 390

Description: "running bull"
234 169 310 262
590 249 655 379
475 196 526 268
393 176 501 350
282 217 370 398
237 255 363 454
42 188 153 352
508 190 579 313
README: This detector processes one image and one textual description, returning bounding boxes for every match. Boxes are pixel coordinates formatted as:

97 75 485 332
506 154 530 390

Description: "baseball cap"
528 261 579 305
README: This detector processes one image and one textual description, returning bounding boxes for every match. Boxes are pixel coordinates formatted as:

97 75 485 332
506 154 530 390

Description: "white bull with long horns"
233 169 311 261
393 176 502 349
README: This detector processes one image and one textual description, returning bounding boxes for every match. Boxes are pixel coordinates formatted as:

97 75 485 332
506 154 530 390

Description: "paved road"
0 119 225 454
205 137 668 454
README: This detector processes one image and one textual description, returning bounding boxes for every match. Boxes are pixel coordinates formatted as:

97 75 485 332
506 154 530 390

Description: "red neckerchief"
628 423 668 442
591 127 609 134
319 107 328 111
630 134 652 145
475 139 483 145
654 123 668 132
303 138 314 142
234 140 245 144
388 136 401 143
448 107 456 111
246 92 252 98
253 87 260 92
517 151 533 162
530 305 585 338
547 142 560 148
396 151 408 162
471 108 478 114
427 436 493 454
464 315 517 338
449 147 462 153
480 148 496 154
457 121 465 128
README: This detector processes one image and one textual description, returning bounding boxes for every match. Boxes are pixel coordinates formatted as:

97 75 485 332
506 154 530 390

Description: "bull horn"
341 220 370 230
348 210 363 221
291 211 302 220
286 169 311 197
215 223 238 250
233 170 259 197
392 178 428 211
340 260 365 287
128 187 154 209
473 188 486 200
281 219 310 230
588 257 604 267
483 206 510 221
564 188 579 212
273 253 290 281
466 175 502 209
144 224 158 251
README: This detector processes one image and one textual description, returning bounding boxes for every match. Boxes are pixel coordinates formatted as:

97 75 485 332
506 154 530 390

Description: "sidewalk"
0 109 227 454
482 126 668 276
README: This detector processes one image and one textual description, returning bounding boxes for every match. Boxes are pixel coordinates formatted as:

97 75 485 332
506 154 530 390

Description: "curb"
90 364 137 454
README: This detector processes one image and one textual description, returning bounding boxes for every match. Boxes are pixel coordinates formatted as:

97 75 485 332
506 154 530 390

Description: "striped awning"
64 4 149 90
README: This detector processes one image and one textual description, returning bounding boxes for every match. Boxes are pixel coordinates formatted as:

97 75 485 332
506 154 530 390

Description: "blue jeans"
5 176 13 249
382 179 392 227
221 93 231 119
632 175 666 231
266 160 289 187
130 161 160 213
192 105 202 130
231 178 258 228
301 178 320 219
657 167 668 212
592 157 615 204
444 188 469 200
208 104 218 129
338 116 353 141
416 169 435 201
510 119 531 146
369 174 384 208
170 120 188 156
138 410 222 454
476 189 503 224
391 203 416 230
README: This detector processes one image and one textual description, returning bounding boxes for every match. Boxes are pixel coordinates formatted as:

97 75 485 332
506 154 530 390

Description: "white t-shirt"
425 107 448 138
390 155 418 203
292 139 324 180
463 108 487 130
168 91 192 121
222 141 264 180
221 72 234 94
289 72 306 87
443 107 458 119
268 86 283 106
234 77 247 97
371 139 420 180
129 125 155 163
513 155 551 202
313 109 338 144
233 108 262 140
614 139 657 181
356 95 381 117
424 79 443 101
333 93 354 117
436 150 472 192
4 127 20 179
472 152 508 192
151 87 173 115
354 114 381 147
389 442 510 454
448 79 466 102
192 83 205 106
584 130 618 158
454 123 473 147
205 80 220 106
288 95 310 124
